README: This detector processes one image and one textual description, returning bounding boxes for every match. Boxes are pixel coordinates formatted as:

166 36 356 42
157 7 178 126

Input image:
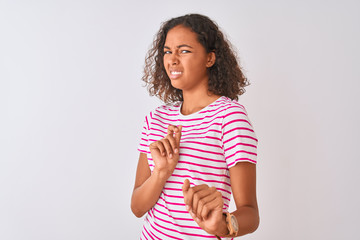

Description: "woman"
131 14 259 239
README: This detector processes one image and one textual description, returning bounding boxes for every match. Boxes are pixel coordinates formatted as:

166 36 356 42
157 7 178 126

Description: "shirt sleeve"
137 113 151 154
222 104 258 168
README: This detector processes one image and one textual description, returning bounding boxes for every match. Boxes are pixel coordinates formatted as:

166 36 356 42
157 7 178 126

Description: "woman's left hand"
182 179 226 235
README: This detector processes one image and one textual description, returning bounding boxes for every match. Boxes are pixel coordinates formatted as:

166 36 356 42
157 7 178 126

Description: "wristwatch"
215 212 239 239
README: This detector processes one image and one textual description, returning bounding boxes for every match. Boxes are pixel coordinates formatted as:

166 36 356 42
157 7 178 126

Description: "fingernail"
169 153 173 158
174 148 178 153
185 205 190 211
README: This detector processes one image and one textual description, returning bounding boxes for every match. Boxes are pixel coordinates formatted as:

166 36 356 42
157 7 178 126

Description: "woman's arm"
131 125 182 218
228 162 259 236
131 153 168 217
182 162 259 237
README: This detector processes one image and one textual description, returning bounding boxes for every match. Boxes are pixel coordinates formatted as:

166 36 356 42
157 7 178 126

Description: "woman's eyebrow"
177 44 193 48
163 44 193 49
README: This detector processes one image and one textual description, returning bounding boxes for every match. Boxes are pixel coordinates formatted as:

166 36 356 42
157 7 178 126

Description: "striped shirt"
138 96 258 240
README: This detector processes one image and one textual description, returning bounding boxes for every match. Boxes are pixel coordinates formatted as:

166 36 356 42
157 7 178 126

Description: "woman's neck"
181 90 221 115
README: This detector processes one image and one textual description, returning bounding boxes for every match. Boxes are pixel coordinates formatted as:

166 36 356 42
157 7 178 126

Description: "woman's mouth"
169 71 183 79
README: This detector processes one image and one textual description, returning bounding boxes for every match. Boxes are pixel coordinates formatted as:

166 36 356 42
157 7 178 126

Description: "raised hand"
182 179 226 235
149 125 182 179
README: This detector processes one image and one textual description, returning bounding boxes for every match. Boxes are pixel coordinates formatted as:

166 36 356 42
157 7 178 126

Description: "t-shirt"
138 96 258 240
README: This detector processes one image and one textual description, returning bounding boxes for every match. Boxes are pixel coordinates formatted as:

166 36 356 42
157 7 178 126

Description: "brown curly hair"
142 13 249 103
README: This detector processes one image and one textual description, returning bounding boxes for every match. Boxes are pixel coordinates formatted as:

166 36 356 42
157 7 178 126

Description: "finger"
167 124 182 133
160 138 173 158
191 187 216 219
175 125 182 146
165 133 178 154
193 187 217 219
150 141 166 156
183 183 208 213
182 179 191 211
196 189 218 220
167 125 181 153
200 191 223 220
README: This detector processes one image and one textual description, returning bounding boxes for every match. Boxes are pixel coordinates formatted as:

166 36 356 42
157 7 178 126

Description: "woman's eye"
164 50 171 54
181 50 191 53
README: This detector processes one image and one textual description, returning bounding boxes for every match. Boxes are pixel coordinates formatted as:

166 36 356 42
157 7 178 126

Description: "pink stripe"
228 158 257 167
180 146 223 156
162 192 184 199
164 181 231 196
156 202 188 214
175 167 229 178
143 227 154 240
224 142 257 152
225 150 257 160
179 153 225 163
138 149 149 154
181 129 222 138
222 119 251 129
146 213 162 240
156 109 179 116
150 126 167 135
149 133 165 139
141 231 149 240
163 187 182 192
156 108 224 122
153 214 201 230
166 180 195 186
216 187 231 195
151 221 182 240
162 187 230 202
180 117 223 128
152 118 172 128
223 111 246 119
160 196 186 206
181 140 222 149
151 122 167 131
153 207 193 221
223 134 258 144
181 135 221 142
171 174 231 187
153 221 216 238
178 160 228 170
180 123 222 134
198 102 230 114
145 116 150 131
223 127 254 135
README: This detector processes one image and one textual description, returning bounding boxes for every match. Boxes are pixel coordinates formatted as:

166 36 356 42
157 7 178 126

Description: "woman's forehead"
165 25 199 47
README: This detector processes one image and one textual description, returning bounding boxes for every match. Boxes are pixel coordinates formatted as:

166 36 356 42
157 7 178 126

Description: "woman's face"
163 25 215 92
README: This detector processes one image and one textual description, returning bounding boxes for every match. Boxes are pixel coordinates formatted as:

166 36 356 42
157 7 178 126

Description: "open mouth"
169 71 183 79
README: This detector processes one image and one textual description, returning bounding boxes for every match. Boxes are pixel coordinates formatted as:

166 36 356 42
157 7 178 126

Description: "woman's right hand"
149 125 182 179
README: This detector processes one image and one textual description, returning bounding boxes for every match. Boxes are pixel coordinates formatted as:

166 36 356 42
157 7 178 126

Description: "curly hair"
142 13 249 103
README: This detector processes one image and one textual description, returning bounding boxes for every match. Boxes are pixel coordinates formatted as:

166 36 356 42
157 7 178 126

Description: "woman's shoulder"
216 96 247 113
145 101 181 119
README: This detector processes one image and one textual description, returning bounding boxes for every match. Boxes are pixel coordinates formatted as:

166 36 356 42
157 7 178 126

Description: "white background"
1 0 359 239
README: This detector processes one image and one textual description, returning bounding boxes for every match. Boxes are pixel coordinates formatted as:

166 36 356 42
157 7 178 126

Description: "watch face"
230 215 239 232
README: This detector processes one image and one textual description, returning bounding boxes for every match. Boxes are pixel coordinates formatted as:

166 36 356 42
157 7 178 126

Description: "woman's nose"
169 53 179 65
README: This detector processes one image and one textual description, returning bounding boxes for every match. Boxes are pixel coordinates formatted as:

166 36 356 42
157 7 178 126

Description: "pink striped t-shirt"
137 96 258 240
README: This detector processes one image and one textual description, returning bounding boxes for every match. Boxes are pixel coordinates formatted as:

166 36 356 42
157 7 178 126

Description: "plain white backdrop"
1 0 359 239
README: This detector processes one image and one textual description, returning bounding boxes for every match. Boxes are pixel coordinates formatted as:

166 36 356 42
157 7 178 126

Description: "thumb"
176 125 182 144
182 179 190 193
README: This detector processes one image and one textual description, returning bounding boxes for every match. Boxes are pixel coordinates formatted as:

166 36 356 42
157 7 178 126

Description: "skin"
131 25 259 237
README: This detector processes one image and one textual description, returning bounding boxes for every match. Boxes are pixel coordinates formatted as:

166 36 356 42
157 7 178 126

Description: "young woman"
131 14 259 239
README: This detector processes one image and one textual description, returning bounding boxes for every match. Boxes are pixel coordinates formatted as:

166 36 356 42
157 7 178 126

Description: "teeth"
171 71 182 75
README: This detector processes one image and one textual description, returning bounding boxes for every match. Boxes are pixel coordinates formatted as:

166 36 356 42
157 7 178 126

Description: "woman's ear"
206 51 216 68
